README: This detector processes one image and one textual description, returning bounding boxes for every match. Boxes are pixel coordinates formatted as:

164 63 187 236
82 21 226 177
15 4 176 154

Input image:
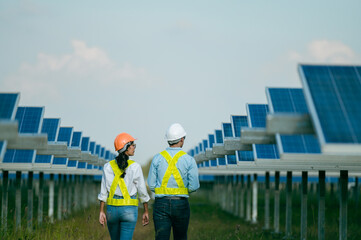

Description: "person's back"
147 123 200 240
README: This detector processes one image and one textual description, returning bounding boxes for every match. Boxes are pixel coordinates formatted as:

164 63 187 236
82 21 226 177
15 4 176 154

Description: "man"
147 123 200 240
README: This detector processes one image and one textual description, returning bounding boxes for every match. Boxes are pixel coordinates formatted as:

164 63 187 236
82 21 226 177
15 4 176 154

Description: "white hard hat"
165 123 187 141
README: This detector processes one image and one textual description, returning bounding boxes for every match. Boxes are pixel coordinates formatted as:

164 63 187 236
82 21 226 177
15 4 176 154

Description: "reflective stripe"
107 160 139 206
155 150 189 195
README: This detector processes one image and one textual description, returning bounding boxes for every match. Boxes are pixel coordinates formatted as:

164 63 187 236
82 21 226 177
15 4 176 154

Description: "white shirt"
98 160 150 203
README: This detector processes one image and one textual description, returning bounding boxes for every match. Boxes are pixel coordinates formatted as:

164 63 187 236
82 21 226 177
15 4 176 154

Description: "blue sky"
1 1 360 165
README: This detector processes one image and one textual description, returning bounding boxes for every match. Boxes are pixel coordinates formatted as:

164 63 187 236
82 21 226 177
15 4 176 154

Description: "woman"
98 132 150 240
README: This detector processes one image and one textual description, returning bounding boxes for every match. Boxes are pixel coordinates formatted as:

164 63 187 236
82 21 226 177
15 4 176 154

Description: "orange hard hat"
114 133 136 152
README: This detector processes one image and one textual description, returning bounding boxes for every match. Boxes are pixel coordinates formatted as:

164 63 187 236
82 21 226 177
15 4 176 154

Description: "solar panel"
230 115 254 162
221 123 237 165
247 104 279 160
53 127 73 166
231 115 248 137
267 88 321 155
299 65 361 153
0 141 7 160
89 141 96 154
0 93 20 119
215 130 223 144
71 131 82 147
3 106 44 163
208 134 215 148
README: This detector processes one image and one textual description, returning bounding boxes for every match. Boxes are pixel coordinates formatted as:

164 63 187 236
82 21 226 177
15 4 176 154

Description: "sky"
1 1 361 166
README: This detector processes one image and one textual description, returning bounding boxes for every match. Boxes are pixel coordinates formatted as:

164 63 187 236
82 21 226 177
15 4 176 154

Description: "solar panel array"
0 92 114 174
192 64 361 173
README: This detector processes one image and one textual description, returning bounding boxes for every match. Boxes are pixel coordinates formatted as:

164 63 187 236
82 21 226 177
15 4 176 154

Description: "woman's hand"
142 212 149 226
99 211 107 227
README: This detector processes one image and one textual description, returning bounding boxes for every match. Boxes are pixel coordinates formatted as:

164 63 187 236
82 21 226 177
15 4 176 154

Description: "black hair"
115 144 131 178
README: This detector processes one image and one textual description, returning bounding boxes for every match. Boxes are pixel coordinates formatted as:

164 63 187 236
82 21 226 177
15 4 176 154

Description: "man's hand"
99 211 107 227
142 212 149 226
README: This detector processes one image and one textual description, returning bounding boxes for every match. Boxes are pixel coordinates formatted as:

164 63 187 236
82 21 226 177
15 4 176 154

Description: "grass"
1 185 361 240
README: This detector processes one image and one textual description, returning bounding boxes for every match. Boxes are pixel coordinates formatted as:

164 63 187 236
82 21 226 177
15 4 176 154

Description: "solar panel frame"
0 93 20 120
299 64 361 154
266 87 321 156
246 103 280 160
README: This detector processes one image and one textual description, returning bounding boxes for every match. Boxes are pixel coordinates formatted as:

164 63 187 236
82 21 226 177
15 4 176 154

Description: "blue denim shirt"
147 147 200 198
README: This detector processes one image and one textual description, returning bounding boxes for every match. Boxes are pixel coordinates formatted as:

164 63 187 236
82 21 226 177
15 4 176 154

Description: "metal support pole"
274 171 280 234
62 175 67 218
354 177 359 208
246 174 251 222
240 174 245 218
318 171 325 240
38 172 44 226
48 174 54 223
15 171 22 230
27 171 34 231
57 174 62 220
264 172 270 231
1 171 9 231
252 174 258 224
235 175 239 216
285 171 292 239
339 170 348 240
301 171 308 240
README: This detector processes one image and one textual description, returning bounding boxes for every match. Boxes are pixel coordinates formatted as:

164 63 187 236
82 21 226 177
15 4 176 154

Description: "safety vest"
155 150 189 195
107 159 139 206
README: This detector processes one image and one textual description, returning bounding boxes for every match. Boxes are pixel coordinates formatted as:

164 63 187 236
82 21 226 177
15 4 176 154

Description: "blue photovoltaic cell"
41 118 60 141
57 127 73 146
268 88 308 113
218 157 226 165
204 161 209 167
222 123 233 137
90 141 96 154
3 149 35 163
105 150 110 160
210 159 217 166
78 162 86 169
300 65 361 144
198 143 203 152
67 160 77 167
208 134 215 148
247 104 279 159
215 130 223 144
3 106 43 163
0 93 19 119
202 139 208 150
71 132 82 147
237 151 254 161
195 146 199 155
81 137 90 151
226 155 237 164
53 157 67 165
232 116 248 137
248 104 268 128
16 107 44 133
100 147 105 157
87 164 93 169
267 88 321 154
96 145 101 156
35 155 52 164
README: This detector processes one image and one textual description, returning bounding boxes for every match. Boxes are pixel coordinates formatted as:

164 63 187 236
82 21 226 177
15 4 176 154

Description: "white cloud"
308 40 355 63
287 40 358 64
2 40 155 101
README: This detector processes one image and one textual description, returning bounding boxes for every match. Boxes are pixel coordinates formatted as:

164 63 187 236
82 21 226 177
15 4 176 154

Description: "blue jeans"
106 196 138 240
153 197 190 240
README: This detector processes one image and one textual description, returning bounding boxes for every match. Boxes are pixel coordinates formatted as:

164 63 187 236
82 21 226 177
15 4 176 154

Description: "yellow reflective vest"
106 159 139 206
154 150 189 195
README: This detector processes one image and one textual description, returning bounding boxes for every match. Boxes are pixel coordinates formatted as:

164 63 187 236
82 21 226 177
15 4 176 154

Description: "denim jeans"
153 197 190 240
106 196 138 240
